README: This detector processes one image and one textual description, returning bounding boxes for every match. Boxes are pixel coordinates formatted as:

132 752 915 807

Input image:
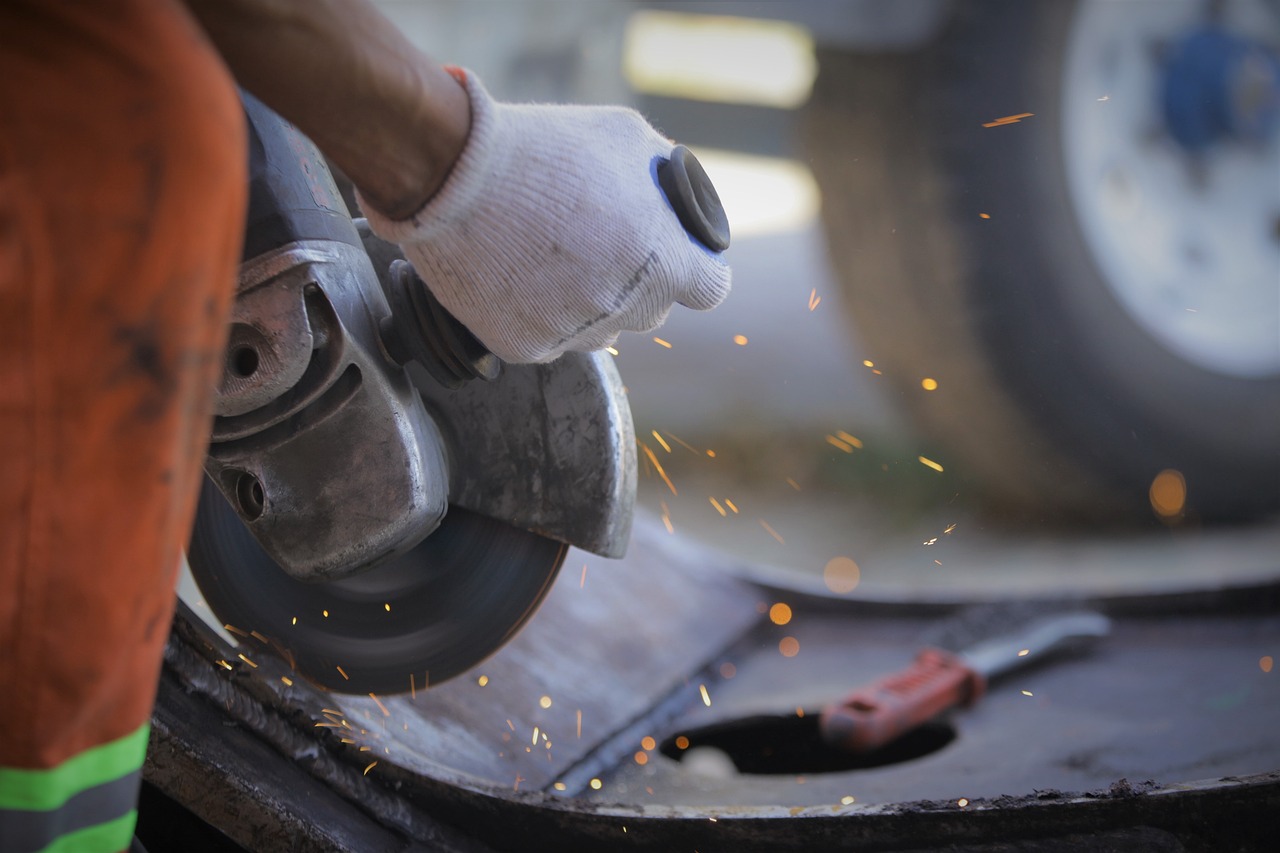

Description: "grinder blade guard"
186 93 635 693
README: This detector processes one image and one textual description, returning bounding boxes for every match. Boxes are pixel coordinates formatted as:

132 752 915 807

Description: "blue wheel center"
1161 27 1280 152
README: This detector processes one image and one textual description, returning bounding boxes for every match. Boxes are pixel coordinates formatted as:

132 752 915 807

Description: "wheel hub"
1161 26 1280 152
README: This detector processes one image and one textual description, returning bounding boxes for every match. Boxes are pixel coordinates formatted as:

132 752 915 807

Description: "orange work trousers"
0 1 245 850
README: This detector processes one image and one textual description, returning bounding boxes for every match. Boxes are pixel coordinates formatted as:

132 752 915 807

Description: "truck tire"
803 0 1280 523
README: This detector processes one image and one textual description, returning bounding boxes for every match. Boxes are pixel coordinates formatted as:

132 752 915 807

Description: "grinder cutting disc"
187 476 566 694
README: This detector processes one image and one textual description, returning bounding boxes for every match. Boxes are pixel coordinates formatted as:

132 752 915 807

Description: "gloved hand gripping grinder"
186 93 729 693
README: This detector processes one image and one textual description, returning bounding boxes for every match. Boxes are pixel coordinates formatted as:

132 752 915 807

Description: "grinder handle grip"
657 145 732 252
818 648 987 753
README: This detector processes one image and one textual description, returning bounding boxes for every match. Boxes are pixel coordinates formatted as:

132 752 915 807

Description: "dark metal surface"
166 515 1280 850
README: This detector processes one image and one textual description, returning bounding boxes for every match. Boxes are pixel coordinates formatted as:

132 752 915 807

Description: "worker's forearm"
185 0 470 220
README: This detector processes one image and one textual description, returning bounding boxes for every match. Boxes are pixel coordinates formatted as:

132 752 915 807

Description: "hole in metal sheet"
661 714 955 775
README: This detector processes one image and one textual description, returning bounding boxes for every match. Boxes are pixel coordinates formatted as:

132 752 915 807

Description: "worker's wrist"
348 63 472 221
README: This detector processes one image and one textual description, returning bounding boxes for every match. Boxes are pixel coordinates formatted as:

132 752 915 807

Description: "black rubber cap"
657 145 731 252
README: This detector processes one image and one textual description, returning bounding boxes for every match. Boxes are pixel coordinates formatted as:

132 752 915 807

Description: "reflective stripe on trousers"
0 724 148 853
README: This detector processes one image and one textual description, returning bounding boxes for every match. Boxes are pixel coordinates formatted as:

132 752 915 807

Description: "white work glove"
360 70 731 364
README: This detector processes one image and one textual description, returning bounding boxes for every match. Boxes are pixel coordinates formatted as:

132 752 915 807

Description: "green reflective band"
37 810 136 853
0 723 149 811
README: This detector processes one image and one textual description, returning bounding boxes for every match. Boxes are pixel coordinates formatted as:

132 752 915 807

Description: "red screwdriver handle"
818 648 987 753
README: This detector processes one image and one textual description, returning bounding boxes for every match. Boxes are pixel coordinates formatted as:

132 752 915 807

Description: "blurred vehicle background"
373 0 1280 594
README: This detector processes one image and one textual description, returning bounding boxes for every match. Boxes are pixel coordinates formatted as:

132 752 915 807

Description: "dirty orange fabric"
0 0 246 774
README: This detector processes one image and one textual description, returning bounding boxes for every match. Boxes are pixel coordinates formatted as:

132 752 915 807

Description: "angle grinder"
184 92 729 694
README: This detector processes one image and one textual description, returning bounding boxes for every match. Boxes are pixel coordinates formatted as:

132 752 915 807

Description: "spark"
665 432 702 454
590 778 603 790
863 359 874 368
837 431 864 449
323 609 329 618
934 559 942 566
979 213 991 219
700 684 712 706
237 654 258 668
1097 94 1110 101
675 736 690 750
506 719 516 731
944 523 957 534
651 430 672 452
606 346 619 356
477 675 489 687
539 695 553 709
410 673 416 699
215 659 233 671
921 377 938 391
224 624 249 638
724 498 739 513
634 751 649 765
841 796 856 805
653 337 673 349
640 442 677 495
384 603 391 612
513 774 525 791
918 455 945 473
823 556 861 594
553 782 567 791
250 630 268 643
1018 649 1030 657
532 726 540 746
1021 690 1034 697
785 477 801 491
1262 656 1274 673
795 707 805 717
924 537 938 546
759 519 785 544
369 693 391 717
733 334 748 346
336 666 349 681
710 497 727 517
709 817 718 822
292 616 297 625
826 435 855 453
957 798 969 807
580 564 588 589
660 501 675 534
280 676 293 686
769 602 793 626
808 288 821 311
706 449 716 458
641 736 657 751
982 112 1034 128
363 761 378 776
577 709 583 738
1150 469 1186 518
779 636 800 657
